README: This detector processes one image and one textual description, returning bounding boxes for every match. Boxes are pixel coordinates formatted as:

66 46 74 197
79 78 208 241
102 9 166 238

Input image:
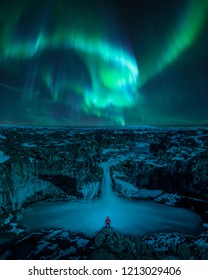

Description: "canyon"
0 125 208 259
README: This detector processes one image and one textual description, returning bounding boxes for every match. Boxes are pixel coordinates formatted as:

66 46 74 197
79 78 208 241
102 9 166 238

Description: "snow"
10 223 17 227
136 188 163 199
3 215 13 225
59 232 70 238
80 182 100 200
167 146 179 153
154 193 182 206
0 151 10 163
136 142 150 151
35 241 50 255
114 178 138 197
59 247 76 256
46 244 58 251
143 233 184 248
155 246 169 252
46 229 62 239
0 134 6 140
144 159 168 167
21 143 38 148
172 156 185 161
29 157 35 163
102 148 128 155
194 238 208 248
76 238 89 247
9 228 24 235
54 143 66 147
103 149 115 155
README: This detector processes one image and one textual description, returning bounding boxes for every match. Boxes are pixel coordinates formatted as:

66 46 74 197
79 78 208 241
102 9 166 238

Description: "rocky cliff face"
0 127 103 214
0 126 208 218
110 129 208 217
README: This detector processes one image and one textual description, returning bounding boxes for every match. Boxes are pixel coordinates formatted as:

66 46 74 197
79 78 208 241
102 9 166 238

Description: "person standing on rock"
105 216 111 228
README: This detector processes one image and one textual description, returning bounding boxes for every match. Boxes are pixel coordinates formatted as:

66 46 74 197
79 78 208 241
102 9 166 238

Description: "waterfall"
101 163 112 203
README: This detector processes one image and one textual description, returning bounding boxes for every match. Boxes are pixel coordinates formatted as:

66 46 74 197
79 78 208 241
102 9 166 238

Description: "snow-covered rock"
136 188 163 199
0 134 6 140
79 182 100 200
21 143 38 148
3 214 13 225
0 224 207 260
0 151 10 164
76 238 89 247
114 178 138 197
154 193 182 206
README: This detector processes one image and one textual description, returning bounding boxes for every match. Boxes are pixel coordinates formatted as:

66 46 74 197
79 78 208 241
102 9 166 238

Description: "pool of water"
21 195 202 237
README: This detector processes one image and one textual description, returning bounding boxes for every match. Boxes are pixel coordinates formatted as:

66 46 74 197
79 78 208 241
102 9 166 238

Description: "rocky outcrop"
142 231 208 260
0 228 94 260
93 227 157 259
0 222 207 260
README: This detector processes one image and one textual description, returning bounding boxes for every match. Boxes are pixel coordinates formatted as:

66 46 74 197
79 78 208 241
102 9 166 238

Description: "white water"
21 162 202 237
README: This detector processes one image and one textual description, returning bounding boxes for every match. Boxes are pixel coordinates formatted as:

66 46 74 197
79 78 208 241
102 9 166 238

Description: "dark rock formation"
0 224 207 260
39 175 77 196
93 227 157 260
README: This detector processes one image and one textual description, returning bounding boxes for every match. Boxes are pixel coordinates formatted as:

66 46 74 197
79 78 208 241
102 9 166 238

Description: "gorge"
0 125 208 259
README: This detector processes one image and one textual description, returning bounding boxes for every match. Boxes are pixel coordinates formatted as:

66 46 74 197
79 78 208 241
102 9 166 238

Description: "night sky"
0 0 208 126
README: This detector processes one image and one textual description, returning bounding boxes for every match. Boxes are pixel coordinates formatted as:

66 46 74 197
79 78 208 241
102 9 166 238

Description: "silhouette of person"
105 216 111 228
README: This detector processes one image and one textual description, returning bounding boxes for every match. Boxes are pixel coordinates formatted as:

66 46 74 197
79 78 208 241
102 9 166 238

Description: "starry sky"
0 0 208 126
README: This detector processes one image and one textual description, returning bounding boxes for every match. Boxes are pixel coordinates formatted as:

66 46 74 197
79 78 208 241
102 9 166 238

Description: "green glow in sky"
1 14 139 125
141 0 208 86
0 0 207 126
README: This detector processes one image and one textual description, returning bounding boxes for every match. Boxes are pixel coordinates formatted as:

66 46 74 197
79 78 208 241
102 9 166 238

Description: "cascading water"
21 161 202 236
100 163 117 205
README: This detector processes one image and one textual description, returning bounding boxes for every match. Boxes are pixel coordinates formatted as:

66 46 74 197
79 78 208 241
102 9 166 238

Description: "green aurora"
0 0 207 126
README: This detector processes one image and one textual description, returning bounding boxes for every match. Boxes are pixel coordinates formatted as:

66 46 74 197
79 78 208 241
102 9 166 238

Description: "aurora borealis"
0 0 208 126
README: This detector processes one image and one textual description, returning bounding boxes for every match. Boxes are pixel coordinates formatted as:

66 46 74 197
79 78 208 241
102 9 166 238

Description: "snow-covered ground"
114 178 138 197
0 134 6 140
79 182 100 200
0 151 10 163
21 143 38 148
136 188 163 199
154 193 182 206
